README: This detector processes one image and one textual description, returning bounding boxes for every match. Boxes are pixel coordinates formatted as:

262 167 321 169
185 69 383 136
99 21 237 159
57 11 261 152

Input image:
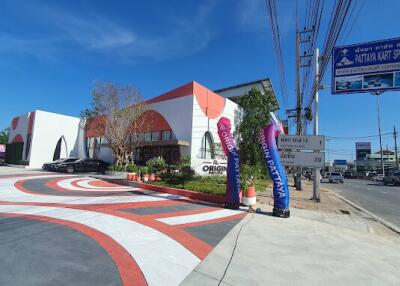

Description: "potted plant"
126 164 138 181
146 159 156 181
141 166 149 182
240 164 256 207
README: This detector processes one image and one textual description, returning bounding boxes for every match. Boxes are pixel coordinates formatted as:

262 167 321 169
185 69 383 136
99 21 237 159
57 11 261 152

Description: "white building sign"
194 159 227 176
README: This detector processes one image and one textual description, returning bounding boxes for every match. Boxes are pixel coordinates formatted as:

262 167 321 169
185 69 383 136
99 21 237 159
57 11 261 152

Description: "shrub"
240 164 254 190
145 159 155 173
126 164 138 173
145 157 166 173
108 164 125 172
154 157 166 171
141 166 149 174
180 165 195 181
178 155 191 170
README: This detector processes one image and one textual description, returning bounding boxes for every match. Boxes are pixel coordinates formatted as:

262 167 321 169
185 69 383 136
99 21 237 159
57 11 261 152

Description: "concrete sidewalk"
181 206 400 286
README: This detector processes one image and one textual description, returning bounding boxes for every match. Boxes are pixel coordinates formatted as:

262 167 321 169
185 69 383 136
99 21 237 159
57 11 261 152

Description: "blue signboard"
332 37 400 94
333 159 347 166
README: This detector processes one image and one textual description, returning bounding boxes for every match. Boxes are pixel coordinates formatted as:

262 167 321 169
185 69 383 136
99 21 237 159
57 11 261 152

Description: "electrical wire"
265 0 289 119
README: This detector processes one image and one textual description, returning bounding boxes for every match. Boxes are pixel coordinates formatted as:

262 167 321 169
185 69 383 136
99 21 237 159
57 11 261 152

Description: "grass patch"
147 175 271 196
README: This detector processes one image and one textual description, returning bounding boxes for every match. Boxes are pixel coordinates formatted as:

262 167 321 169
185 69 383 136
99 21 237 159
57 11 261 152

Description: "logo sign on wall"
332 37 400 94
194 159 227 176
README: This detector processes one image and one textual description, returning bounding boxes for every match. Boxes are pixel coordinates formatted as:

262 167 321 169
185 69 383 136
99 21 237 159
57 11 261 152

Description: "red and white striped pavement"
0 173 247 286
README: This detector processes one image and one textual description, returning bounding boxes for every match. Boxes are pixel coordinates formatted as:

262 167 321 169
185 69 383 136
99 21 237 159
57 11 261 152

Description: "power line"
326 132 392 140
265 0 289 117
305 0 355 111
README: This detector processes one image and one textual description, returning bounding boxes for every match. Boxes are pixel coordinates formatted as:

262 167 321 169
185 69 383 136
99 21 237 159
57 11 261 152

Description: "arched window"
200 131 214 159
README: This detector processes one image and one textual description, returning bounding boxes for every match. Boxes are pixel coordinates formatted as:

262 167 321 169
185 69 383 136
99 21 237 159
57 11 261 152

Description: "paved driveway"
0 171 246 286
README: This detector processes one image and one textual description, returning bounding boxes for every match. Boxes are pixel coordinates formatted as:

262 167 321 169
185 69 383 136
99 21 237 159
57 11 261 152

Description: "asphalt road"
324 179 400 229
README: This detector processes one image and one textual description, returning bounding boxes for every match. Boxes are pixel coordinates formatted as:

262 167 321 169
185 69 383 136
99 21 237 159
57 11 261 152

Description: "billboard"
332 37 400 94
356 142 371 160
333 159 347 166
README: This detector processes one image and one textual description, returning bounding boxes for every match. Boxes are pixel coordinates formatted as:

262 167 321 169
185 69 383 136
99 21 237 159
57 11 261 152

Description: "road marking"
0 204 200 286
0 175 181 205
58 177 136 192
157 208 246 226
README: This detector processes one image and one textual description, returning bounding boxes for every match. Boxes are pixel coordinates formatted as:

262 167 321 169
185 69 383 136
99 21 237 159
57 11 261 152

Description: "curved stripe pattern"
0 175 182 204
0 174 246 286
0 205 200 286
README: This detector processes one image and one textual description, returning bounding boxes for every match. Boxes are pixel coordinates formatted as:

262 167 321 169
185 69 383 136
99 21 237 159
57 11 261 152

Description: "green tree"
0 128 10 144
237 88 278 167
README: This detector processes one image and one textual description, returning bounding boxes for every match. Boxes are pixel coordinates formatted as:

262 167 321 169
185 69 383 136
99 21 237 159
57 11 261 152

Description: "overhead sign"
277 135 325 151
279 151 325 168
332 37 400 94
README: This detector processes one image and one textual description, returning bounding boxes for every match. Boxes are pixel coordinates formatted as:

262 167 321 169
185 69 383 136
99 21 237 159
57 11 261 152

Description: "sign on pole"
278 135 325 151
279 151 325 168
332 37 400 94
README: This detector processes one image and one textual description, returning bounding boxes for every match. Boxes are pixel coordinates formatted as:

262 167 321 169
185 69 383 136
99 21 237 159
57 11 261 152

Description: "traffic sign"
277 135 325 151
279 151 325 168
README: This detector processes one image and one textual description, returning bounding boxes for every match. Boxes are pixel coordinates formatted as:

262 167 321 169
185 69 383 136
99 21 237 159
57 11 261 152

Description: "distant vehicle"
383 172 400 186
323 172 331 178
56 158 109 174
343 171 354 179
366 171 377 180
320 172 331 183
371 174 385 182
42 158 79 171
329 172 344 184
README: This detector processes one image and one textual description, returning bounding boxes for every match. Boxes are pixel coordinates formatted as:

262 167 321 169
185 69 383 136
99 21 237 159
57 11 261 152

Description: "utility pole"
296 28 302 136
394 126 399 170
294 18 302 191
312 48 320 202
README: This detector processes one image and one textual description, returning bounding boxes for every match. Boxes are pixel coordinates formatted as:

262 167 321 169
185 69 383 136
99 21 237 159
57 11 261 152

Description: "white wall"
150 95 194 142
190 96 239 171
8 112 30 160
29 110 81 168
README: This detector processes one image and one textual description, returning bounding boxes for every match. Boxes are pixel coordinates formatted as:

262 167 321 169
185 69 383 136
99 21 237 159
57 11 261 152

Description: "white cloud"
0 1 217 62
236 0 268 32
236 0 295 38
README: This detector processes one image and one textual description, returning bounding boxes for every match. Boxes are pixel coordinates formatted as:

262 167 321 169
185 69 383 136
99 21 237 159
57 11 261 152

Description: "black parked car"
56 158 109 174
42 158 79 171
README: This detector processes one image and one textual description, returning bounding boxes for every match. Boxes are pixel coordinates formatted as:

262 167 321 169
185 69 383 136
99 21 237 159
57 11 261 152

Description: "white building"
7 80 278 171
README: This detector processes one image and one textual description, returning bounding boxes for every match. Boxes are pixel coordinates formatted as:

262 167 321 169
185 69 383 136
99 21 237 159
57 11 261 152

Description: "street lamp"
372 91 385 176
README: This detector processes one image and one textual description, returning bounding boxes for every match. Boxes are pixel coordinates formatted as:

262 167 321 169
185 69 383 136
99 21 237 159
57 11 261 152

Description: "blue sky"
1 0 400 161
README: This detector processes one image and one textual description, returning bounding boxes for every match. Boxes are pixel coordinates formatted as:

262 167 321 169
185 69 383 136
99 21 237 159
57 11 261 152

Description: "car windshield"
64 158 78 162
331 172 342 176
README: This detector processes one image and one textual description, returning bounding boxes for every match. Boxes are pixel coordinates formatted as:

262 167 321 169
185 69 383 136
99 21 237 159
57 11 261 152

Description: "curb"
331 191 400 235
102 178 226 205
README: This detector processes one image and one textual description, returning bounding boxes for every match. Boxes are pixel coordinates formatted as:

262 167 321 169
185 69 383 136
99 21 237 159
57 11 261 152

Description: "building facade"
7 110 86 168
84 81 240 170
6 80 278 171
